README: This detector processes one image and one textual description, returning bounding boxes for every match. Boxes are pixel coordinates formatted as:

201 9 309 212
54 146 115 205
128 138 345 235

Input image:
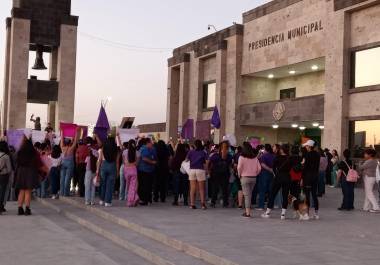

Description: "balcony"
240 94 324 127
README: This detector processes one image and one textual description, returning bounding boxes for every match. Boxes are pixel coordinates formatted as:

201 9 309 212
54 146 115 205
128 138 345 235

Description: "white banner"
118 128 140 145
32 130 47 144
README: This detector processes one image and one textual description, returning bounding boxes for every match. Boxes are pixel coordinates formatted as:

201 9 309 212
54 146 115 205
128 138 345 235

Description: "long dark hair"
127 139 137 163
102 137 118 162
51 145 62 159
17 139 38 166
156 140 169 162
194 139 204 151
0 141 10 155
90 150 97 173
241 142 257 159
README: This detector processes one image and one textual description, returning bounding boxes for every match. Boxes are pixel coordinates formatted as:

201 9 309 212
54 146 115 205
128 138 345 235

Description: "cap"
302 140 315 147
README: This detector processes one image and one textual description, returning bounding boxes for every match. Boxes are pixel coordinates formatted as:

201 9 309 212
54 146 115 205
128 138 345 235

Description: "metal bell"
32 45 47 70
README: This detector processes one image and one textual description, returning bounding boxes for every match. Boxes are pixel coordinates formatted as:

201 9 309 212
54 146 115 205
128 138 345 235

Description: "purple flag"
94 105 110 142
181 119 194 140
211 106 221 129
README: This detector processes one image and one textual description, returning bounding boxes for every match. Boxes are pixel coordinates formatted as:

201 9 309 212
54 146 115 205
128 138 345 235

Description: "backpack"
290 156 302 181
343 160 359 183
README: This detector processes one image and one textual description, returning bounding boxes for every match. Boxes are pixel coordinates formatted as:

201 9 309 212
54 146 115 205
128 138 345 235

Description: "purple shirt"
260 152 275 170
187 150 207 170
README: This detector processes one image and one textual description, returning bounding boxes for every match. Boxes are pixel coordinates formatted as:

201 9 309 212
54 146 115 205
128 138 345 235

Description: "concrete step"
38 198 210 265
57 196 238 265
32 202 151 265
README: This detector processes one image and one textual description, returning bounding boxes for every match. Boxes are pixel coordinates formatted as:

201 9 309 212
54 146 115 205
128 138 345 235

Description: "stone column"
2 18 12 134
225 35 243 142
165 66 180 140
49 47 58 80
323 3 350 153
6 18 30 129
214 48 227 143
178 62 190 126
47 101 57 130
56 24 77 125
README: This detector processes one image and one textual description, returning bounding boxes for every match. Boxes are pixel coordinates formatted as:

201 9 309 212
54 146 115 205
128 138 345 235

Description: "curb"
37 198 175 265
59 196 239 265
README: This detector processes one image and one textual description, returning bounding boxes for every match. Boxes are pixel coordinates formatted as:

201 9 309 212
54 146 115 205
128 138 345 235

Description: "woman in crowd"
318 150 328 197
358 149 379 213
138 138 157 205
15 138 48 215
262 144 292 220
60 128 80 196
171 143 189 206
187 140 208 210
331 149 339 187
0 141 12 214
154 140 171 203
119 141 129 201
237 142 261 217
337 149 355 211
257 144 275 210
49 145 62 199
209 141 233 208
124 140 139 207
233 146 243 208
84 143 98 206
97 137 118 207
289 146 302 199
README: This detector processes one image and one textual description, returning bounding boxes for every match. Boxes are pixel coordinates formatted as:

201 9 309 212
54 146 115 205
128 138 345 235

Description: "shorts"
189 169 206 182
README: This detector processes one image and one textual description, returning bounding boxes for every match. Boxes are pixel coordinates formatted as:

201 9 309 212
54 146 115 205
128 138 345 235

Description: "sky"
0 0 269 128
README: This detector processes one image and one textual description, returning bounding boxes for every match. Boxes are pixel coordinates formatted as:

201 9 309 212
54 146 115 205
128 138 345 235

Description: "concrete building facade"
166 0 380 156
2 0 78 131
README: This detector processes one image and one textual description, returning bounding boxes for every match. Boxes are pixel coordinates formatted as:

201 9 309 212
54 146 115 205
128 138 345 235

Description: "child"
84 148 98 205
49 145 62 199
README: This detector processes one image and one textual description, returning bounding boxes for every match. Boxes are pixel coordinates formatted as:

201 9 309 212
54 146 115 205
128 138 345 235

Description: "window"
280 88 296 100
352 46 380 88
203 82 216 110
349 120 380 158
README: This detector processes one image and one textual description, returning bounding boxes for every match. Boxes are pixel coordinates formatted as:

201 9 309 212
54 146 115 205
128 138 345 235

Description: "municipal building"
165 0 380 157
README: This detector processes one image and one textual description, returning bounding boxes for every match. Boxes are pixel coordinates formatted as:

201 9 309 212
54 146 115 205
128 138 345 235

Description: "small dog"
288 194 310 221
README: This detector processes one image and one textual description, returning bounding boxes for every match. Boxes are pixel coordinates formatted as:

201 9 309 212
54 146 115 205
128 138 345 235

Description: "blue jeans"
100 161 116 204
50 167 60 196
84 170 96 204
119 165 127 200
318 171 326 195
37 179 48 198
258 170 273 208
60 159 74 196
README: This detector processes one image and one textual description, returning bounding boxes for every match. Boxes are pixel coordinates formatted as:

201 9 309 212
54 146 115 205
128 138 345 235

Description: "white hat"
302 139 315 147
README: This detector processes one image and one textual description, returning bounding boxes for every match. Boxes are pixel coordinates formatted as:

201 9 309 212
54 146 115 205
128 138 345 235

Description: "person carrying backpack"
337 149 355 211
289 146 302 199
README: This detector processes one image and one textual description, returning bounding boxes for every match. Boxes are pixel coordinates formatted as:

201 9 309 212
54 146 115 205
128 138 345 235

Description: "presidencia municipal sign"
248 20 324 51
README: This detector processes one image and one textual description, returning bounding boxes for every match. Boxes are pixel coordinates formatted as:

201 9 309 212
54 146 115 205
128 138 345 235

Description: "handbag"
180 160 190 175
343 160 359 183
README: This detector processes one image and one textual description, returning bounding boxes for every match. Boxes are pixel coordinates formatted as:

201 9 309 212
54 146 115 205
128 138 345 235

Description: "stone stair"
37 197 238 265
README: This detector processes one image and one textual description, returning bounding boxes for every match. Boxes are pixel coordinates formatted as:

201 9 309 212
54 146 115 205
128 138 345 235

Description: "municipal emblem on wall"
273 102 286 121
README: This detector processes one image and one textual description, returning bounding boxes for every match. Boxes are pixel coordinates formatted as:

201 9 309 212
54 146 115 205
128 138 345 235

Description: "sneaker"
90 202 95 206
99 200 104 206
301 214 310 221
18 207 24 216
105 203 112 207
51 195 57 200
313 214 320 220
280 214 286 220
242 213 251 218
85 202 90 206
261 213 271 218
369 209 380 213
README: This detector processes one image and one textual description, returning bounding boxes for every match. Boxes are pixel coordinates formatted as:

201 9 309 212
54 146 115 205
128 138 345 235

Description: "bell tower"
2 0 79 131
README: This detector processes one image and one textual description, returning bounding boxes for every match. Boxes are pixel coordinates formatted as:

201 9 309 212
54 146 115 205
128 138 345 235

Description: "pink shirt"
237 156 262 178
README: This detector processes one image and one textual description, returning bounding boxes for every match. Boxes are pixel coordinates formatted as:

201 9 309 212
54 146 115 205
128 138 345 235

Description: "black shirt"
273 155 292 181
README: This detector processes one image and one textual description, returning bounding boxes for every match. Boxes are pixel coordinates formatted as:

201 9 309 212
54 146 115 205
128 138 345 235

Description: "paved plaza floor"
0 187 379 265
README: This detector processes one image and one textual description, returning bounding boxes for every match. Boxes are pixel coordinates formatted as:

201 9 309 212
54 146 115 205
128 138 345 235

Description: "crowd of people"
1 129 380 220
